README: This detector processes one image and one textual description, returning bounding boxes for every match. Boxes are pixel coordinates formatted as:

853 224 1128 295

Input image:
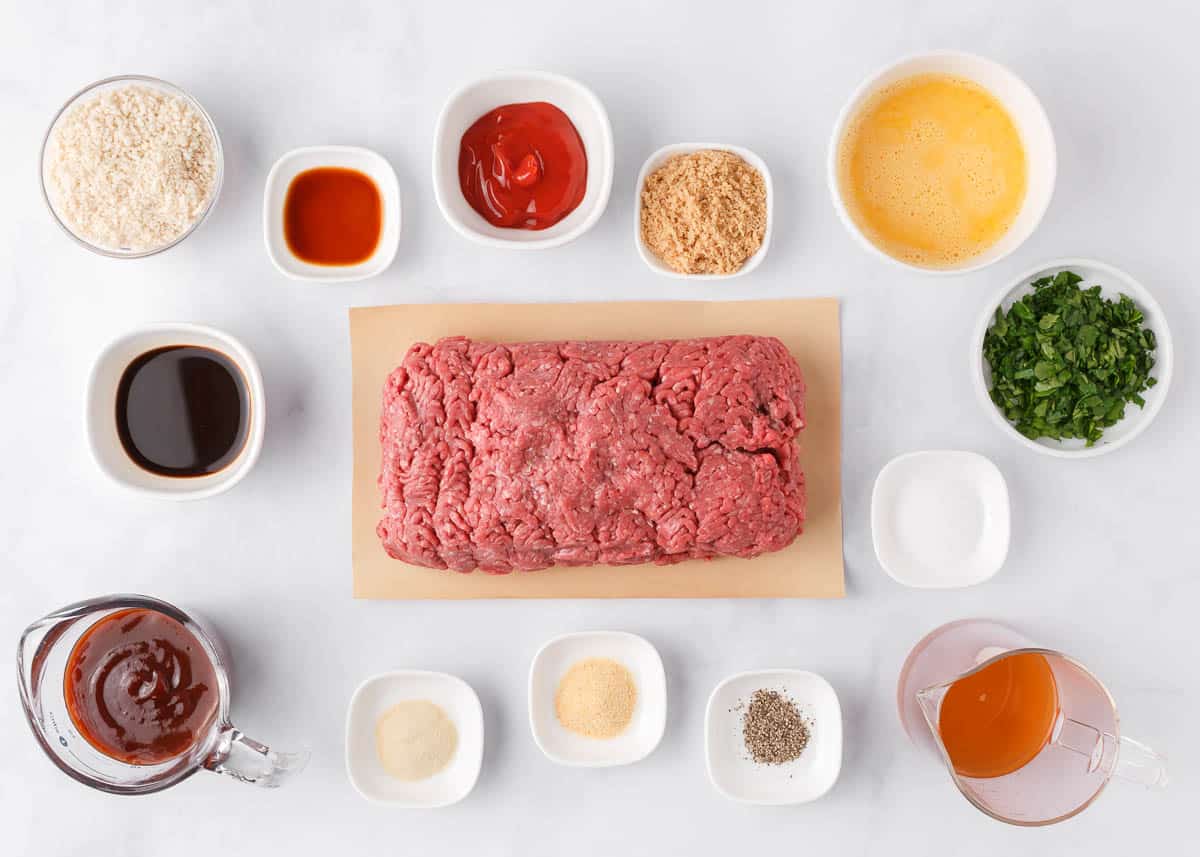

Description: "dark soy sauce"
115 346 250 477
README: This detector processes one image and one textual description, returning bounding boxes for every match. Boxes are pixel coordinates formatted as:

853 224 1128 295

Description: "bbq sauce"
64 608 220 765
115 345 249 477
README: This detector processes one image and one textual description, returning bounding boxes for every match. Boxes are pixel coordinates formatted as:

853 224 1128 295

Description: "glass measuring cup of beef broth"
17 594 308 793
86 323 266 499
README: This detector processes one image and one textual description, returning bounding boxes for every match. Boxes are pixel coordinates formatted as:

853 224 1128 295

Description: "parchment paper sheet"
350 299 843 598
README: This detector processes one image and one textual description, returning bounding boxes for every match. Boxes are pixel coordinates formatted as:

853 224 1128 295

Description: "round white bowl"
634 142 773 279
528 631 666 767
432 70 614 250
263 145 401 283
85 323 265 499
827 50 1055 275
40 75 224 259
972 258 1173 458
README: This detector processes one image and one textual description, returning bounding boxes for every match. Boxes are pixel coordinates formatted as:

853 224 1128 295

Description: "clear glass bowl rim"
39 73 225 259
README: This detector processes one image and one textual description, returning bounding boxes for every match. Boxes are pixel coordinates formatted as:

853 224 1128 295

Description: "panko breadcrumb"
44 84 217 252
640 149 767 275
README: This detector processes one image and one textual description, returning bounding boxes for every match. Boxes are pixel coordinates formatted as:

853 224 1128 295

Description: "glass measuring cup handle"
203 725 310 788
1055 717 1169 790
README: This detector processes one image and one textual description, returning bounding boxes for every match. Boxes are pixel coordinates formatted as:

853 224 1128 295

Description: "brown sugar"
640 149 767 275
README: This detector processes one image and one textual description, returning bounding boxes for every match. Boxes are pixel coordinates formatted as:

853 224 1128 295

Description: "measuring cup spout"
914 683 947 728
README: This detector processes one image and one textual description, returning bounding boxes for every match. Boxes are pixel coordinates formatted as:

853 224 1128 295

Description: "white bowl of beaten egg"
828 51 1055 275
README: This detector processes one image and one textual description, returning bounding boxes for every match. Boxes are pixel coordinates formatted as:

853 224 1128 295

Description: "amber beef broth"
377 335 806 573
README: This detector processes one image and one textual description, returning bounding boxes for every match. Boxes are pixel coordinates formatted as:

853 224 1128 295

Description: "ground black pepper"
739 688 811 765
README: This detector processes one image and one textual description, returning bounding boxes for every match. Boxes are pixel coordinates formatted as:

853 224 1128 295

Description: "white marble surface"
1 1 1196 853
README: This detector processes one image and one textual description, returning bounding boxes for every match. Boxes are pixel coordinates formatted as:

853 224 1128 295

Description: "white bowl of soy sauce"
86 323 265 500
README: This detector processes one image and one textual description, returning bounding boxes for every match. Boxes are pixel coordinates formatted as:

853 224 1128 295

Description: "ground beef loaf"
377 335 806 573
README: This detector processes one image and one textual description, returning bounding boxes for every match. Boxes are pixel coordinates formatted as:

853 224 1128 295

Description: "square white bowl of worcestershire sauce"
345 671 484 807
528 631 666 767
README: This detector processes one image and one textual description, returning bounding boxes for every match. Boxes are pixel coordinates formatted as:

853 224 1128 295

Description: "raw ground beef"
377 335 806 573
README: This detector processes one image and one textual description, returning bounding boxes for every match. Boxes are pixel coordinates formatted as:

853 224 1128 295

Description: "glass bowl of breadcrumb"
40 74 224 258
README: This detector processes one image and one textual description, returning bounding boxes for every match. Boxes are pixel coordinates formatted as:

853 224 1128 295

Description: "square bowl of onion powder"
345 670 484 807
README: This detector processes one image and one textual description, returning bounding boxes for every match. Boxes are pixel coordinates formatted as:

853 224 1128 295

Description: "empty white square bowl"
635 142 773 279
432 70 614 250
528 631 666 767
705 670 842 805
871 449 1010 588
263 145 400 282
345 671 484 807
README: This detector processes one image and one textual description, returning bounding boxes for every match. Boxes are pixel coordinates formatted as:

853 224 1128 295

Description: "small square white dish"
528 631 666 767
432 69 614 250
263 145 400 282
85 323 265 501
705 670 842 805
972 257 1173 458
871 450 1010 588
634 143 773 279
345 671 484 807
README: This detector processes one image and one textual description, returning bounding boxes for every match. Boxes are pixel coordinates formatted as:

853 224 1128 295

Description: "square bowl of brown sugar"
635 143 773 280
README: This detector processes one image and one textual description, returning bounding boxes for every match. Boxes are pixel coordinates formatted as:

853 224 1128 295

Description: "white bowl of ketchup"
432 69 614 250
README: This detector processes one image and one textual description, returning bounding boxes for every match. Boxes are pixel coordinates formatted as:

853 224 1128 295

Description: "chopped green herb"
982 270 1157 446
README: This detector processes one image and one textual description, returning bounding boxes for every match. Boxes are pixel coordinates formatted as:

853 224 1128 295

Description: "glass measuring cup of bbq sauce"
897 619 1167 825
17 594 308 794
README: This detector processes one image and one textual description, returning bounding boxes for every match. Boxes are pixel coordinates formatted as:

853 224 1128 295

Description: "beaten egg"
837 73 1027 269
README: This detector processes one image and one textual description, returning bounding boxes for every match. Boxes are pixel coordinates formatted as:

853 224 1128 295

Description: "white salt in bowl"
871 450 1010 587
40 74 224 258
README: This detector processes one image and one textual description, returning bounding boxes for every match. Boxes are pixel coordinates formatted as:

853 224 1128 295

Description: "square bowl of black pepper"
705 669 842 804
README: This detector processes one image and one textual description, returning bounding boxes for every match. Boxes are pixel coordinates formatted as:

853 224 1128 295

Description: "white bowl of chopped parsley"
973 258 1173 458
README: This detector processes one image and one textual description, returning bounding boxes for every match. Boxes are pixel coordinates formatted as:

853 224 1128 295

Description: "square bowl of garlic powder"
529 631 666 767
345 670 483 806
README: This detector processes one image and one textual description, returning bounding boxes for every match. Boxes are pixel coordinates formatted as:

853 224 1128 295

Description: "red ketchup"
458 102 587 230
